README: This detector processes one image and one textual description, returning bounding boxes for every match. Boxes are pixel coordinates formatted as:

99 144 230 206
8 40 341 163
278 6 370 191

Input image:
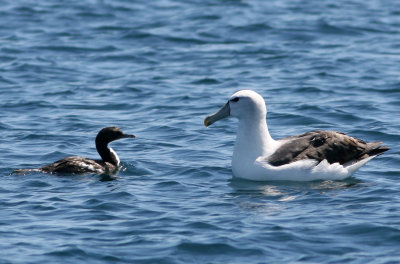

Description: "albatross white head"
204 90 267 125
204 90 279 177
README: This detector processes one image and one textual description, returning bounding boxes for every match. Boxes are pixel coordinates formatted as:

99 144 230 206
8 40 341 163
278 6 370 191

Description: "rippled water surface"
1 0 400 263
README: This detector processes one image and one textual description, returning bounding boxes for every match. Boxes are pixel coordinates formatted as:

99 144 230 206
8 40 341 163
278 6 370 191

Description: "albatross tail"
364 142 390 157
343 142 389 174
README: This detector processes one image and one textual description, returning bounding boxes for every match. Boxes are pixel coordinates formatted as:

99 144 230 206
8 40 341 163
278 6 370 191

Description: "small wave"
191 78 221 85
93 25 131 32
22 180 52 188
154 180 184 188
44 246 88 257
231 22 272 33
317 19 363 36
176 241 264 256
34 45 118 53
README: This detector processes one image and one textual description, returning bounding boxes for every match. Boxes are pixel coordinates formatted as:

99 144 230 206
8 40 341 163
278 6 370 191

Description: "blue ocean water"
1 0 399 263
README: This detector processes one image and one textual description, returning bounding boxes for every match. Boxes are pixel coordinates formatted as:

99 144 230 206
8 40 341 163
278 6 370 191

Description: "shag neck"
96 142 120 166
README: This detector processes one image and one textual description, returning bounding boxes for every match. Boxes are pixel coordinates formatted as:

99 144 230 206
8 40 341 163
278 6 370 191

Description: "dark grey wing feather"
268 131 389 166
40 156 111 174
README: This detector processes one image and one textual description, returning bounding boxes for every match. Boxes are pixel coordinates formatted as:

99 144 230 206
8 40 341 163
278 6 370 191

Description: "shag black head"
95 126 136 168
96 126 136 145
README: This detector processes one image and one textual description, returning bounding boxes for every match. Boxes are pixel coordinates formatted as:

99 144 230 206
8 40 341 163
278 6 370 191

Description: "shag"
15 127 135 175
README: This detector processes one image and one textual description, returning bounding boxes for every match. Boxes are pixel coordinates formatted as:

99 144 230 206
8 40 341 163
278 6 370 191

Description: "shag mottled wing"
40 156 114 174
268 131 389 166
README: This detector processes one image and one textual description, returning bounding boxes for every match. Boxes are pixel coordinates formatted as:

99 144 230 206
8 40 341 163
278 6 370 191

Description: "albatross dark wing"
268 131 389 166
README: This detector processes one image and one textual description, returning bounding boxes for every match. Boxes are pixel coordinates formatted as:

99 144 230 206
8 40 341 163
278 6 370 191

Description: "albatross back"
268 130 389 167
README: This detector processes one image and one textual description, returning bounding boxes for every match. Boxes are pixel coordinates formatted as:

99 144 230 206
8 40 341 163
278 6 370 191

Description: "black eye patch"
230 97 239 102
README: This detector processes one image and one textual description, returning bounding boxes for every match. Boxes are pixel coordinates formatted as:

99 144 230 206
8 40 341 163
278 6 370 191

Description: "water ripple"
0 0 399 263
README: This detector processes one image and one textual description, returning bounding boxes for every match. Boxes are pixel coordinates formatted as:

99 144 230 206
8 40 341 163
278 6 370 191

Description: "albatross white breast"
204 90 389 181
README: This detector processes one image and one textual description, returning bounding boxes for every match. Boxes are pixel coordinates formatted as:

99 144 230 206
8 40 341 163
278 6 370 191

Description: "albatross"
204 90 389 181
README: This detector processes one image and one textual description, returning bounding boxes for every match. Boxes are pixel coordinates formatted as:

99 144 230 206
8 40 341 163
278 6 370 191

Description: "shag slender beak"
204 101 230 127
121 134 136 139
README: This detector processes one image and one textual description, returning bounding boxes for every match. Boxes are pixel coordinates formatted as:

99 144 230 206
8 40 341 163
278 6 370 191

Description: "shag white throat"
204 90 389 181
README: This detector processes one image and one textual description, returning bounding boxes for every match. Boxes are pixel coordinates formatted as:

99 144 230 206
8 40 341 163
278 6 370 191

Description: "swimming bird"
204 90 389 181
15 127 135 175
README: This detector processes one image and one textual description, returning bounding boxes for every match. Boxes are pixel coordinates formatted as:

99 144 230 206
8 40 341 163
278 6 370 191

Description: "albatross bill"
204 102 230 127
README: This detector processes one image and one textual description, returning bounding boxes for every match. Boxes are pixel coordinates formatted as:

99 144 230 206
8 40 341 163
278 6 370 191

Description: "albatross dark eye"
230 97 239 102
